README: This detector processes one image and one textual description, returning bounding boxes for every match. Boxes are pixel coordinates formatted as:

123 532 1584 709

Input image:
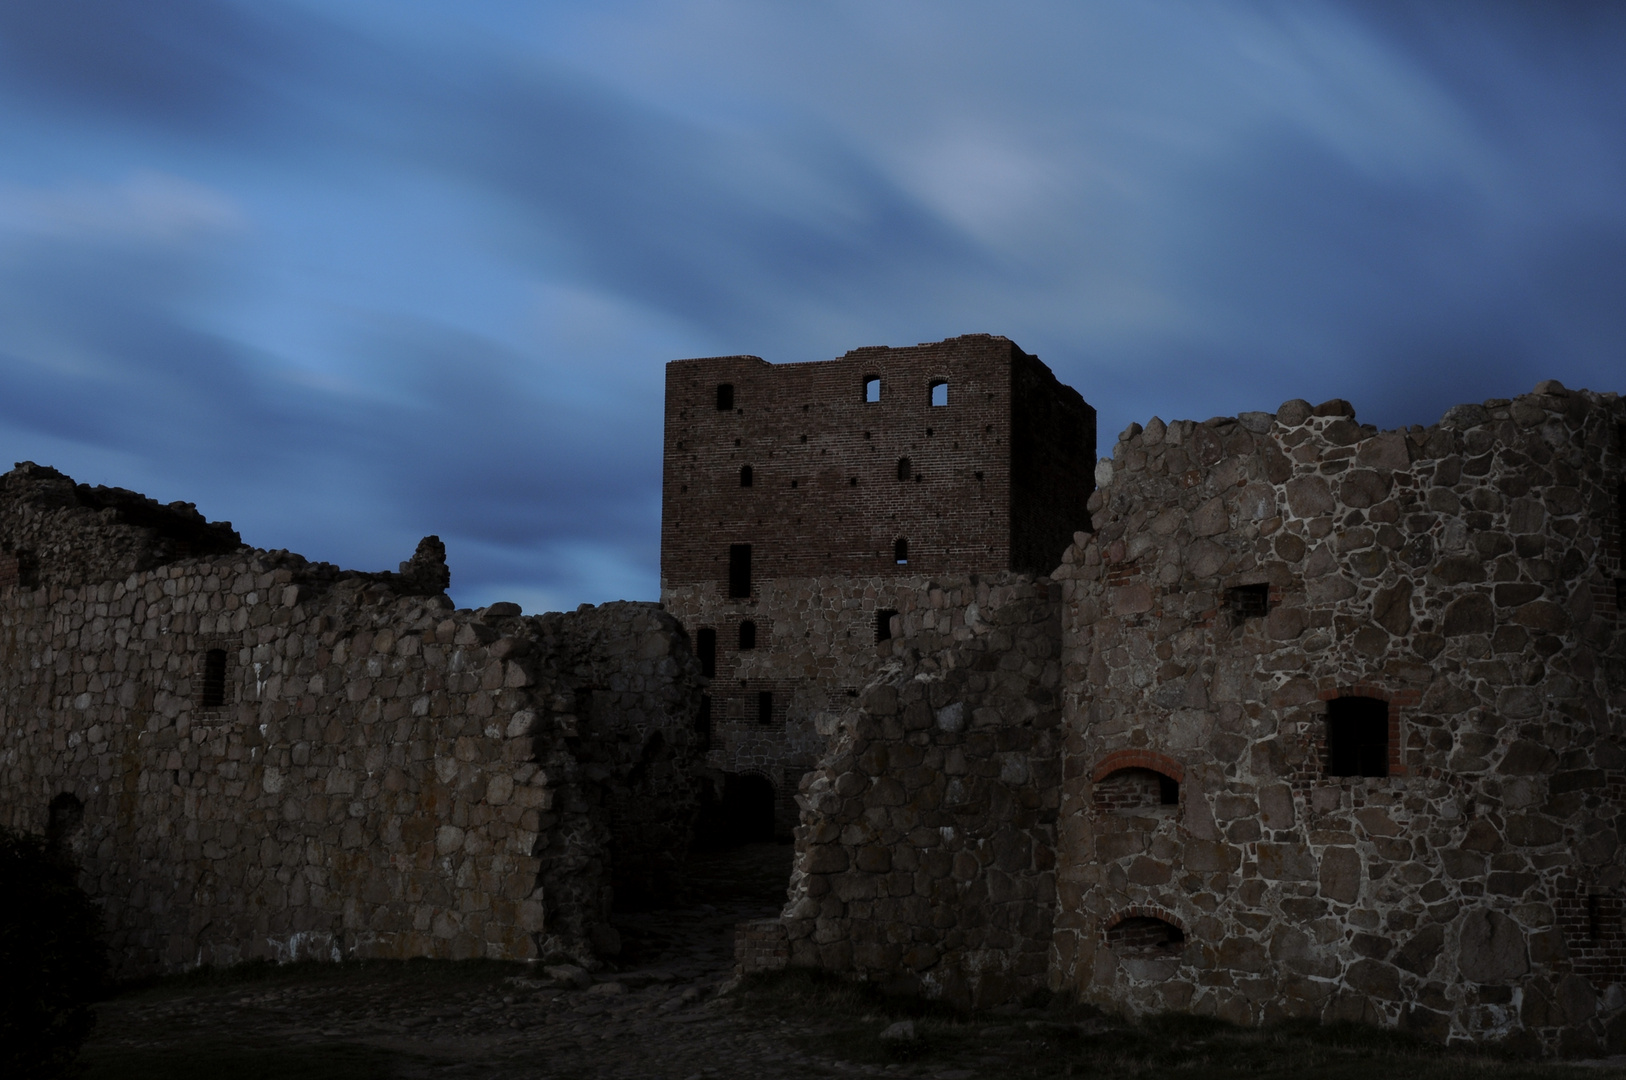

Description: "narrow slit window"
757 690 774 725
1326 696 1389 777
894 538 908 565
696 628 716 678
739 465 753 487
738 620 757 650
864 376 881 403
897 457 911 481
875 608 897 643
930 380 948 407
727 544 752 598
200 649 228 708
716 383 734 411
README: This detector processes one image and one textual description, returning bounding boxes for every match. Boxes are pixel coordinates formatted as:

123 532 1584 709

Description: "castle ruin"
1 334 1622 1054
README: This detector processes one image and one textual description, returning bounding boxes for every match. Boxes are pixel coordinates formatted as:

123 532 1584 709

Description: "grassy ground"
734 968 1626 1080
78 959 529 1080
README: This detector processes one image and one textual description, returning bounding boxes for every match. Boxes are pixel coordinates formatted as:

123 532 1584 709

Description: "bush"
0 826 109 1079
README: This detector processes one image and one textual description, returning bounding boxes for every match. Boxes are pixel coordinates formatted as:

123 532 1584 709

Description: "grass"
78 1038 404 1080
731 969 1626 1079
108 956 533 1000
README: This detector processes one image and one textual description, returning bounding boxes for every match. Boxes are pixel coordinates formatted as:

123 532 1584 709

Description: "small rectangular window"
716 383 734 410
875 608 897 642
200 649 228 708
1227 583 1270 622
728 544 752 598
1326 696 1389 777
757 690 774 725
738 620 757 650
864 376 880 403
930 380 948 406
696 628 716 678
894 538 908 565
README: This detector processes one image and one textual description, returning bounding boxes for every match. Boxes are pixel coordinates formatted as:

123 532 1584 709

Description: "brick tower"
661 334 1096 834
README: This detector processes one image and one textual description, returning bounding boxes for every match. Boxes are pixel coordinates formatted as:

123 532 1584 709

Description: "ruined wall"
0 466 704 976
1052 384 1626 1054
662 335 1093 834
781 573 1063 1007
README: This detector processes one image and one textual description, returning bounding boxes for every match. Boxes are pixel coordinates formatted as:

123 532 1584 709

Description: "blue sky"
0 1 1621 612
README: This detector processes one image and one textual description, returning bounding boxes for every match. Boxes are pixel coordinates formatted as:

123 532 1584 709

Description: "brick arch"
1091 749 1184 785
1102 905 1186 939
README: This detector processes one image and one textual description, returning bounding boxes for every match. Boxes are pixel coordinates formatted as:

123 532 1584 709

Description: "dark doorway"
692 771 777 850
46 792 83 850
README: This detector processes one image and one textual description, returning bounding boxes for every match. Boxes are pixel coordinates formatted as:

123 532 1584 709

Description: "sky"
0 1 1621 613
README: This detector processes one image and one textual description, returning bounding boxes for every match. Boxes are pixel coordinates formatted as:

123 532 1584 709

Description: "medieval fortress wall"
772 379 1626 1054
0 464 703 977
2 333 1623 1054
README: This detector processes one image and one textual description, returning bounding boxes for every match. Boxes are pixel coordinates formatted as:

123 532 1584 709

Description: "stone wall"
0 466 705 977
781 572 1063 1007
1051 383 1626 1053
662 335 1094 838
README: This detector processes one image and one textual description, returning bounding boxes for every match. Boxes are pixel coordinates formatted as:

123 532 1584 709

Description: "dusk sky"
0 1 1621 613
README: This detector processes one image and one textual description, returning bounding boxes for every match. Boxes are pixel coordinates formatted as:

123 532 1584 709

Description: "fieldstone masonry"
781 378 1626 1055
0 464 704 977
4 338 1623 1056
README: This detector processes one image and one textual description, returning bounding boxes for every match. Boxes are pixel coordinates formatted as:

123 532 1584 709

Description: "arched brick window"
1104 910 1185 957
864 376 881 403
930 379 948 406
1091 750 1183 815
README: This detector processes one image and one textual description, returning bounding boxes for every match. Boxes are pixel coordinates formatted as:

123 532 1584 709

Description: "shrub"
0 826 109 1079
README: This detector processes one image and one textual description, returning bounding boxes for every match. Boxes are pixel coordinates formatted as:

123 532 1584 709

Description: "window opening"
716 383 734 411
875 608 897 643
1227 583 1270 623
46 792 83 848
1326 696 1389 777
1094 768 1179 814
931 380 948 406
696 628 716 678
200 649 228 708
894 538 908 565
897 457 911 481
739 465 753 487
849 477 858 486
696 695 712 752
1106 916 1184 956
757 690 774 725
727 544 752 598
738 620 757 650
864 376 881 403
